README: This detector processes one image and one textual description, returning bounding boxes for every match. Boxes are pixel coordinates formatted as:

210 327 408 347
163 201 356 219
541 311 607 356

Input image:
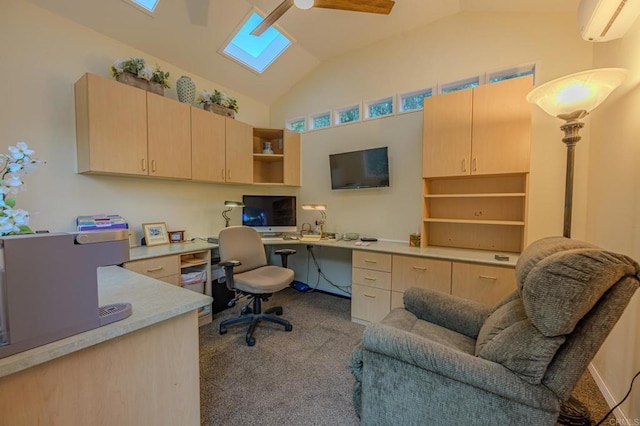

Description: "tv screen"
329 147 390 190
241 195 297 233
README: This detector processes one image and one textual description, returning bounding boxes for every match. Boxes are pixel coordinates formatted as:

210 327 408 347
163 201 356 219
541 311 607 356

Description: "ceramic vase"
176 75 196 104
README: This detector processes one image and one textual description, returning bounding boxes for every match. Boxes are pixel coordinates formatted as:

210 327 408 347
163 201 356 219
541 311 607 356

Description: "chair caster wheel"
219 327 227 334
274 307 283 316
241 307 253 315
285 324 293 332
246 336 255 346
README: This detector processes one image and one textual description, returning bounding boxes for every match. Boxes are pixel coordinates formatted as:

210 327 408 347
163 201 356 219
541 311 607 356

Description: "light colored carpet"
199 288 612 426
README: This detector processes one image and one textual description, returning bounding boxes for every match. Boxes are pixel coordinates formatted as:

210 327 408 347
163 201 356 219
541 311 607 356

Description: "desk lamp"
526 68 627 237
301 203 327 237
222 200 245 227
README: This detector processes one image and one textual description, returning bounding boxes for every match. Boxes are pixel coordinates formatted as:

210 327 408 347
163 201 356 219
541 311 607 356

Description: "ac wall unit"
578 0 640 42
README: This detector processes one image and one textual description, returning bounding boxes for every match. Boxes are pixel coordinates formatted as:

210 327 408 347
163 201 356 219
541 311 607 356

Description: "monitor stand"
260 232 283 240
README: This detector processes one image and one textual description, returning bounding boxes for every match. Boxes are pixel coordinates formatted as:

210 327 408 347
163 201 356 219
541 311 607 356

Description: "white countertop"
264 239 519 267
0 266 212 378
129 240 218 261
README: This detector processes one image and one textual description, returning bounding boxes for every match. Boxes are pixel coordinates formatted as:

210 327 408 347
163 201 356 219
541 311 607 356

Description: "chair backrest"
218 226 267 274
475 237 639 399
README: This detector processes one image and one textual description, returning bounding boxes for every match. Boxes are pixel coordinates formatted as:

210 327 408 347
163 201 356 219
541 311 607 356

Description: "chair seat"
235 265 294 294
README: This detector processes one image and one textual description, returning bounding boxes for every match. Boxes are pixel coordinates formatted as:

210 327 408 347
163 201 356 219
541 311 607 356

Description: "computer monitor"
241 195 297 234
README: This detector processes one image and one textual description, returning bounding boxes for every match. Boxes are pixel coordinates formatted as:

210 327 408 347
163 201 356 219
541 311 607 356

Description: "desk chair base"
219 294 292 346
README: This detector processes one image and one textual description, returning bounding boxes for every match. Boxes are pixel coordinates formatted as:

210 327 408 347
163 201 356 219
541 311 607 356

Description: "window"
364 97 394 119
220 11 292 74
309 112 331 130
287 117 306 133
334 105 360 125
123 0 159 14
440 77 480 94
398 89 433 112
488 65 535 83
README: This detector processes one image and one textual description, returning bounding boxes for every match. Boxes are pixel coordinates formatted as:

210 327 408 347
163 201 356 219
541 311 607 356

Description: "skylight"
221 12 292 74
127 0 159 13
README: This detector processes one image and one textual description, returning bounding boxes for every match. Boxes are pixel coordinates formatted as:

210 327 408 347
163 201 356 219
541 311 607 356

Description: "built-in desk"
262 239 519 324
0 266 212 425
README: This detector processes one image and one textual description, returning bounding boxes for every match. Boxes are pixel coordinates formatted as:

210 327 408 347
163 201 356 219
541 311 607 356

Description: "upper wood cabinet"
423 75 533 178
252 128 301 186
225 118 254 184
191 106 226 183
75 73 191 179
75 73 148 176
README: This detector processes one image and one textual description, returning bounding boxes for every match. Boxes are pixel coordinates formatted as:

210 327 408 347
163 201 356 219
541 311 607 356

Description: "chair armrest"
361 323 557 408
219 260 241 290
403 287 491 338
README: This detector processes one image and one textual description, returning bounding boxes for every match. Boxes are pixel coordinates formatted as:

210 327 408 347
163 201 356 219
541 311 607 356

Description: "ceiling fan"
251 0 395 36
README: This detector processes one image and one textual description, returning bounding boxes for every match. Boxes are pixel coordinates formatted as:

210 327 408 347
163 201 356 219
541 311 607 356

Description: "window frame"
397 88 433 114
122 0 159 15
439 76 480 95
363 96 394 120
333 103 362 126
286 116 306 133
308 111 332 131
487 64 536 84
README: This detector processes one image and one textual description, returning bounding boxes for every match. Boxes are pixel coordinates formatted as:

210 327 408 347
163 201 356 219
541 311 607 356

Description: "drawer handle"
147 266 164 272
364 277 377 281
412 266 427 271
364 294 376 298
479 275 497 280
364 260 378 264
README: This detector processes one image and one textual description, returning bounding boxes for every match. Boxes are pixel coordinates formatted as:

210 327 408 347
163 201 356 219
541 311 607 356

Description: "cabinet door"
391 256 451 294
351 283 391 323
283 129 301 186
422 89 473 178
75 73 148 175
225 118 253 184
451 262 516 306
147 93 192 179
191 107 226 182
471 75 532 175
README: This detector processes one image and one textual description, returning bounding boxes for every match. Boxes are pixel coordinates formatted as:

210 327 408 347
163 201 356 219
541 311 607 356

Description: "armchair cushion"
475 298 565 384
519 243 639 337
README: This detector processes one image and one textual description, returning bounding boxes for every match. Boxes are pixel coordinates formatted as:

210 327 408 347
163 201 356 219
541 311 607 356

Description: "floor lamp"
526 68 627 238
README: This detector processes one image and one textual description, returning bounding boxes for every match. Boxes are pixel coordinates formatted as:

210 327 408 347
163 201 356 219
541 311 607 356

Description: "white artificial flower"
7 163 22 173
138 66 153 81
5 175 22 187
15 142 34 156
113 58 126 74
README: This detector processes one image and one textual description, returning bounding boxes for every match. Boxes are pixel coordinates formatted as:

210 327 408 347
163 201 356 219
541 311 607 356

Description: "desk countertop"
264 239 519 267
0 266 212 379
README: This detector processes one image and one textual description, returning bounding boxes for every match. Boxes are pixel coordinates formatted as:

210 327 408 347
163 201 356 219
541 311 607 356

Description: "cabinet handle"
462 159 466 172
221 169 225 180
151 159 156 172
472 157 477 172
412 266 427 271
141 159 146 171
364 259 377 264
479 275 497 280
147 266 164 272
364 276 377 281
364 293 376 298
227 169 231 180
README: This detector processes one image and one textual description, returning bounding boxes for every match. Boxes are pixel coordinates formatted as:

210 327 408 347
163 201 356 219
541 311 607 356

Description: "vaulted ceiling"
25 0 579 105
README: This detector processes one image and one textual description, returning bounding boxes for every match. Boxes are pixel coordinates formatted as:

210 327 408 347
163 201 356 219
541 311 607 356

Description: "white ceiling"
25 0 579 105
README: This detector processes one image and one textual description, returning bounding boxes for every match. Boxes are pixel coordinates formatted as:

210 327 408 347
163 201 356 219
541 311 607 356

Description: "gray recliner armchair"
350 237 640 425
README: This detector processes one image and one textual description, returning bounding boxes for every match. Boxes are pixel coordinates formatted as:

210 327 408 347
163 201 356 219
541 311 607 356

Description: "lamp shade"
301 203 327 211
294 0 314 10
224 201 245 208
526 68 627 118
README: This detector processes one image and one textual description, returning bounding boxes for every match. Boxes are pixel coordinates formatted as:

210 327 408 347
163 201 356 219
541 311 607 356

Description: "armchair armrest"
403 287 491 338
274 248 296 268
219 260 241 291
361 323 557 409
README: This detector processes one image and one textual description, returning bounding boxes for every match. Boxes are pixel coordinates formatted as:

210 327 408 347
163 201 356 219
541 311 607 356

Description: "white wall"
271 11 594 244
587 19 640 421
0 0 298 245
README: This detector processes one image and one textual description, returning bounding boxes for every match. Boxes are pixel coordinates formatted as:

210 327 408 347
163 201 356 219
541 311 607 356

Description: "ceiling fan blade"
313 0 395 14
186 0 210 26
251 0 295 36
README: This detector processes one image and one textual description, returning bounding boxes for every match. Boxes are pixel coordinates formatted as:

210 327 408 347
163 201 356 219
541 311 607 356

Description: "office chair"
218 226 296 346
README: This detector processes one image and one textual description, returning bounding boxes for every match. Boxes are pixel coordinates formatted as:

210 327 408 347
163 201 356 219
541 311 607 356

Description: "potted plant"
111 57 171 96
197 89 239 118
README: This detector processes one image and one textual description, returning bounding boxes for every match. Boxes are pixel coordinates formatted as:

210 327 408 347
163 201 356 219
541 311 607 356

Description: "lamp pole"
558 110 587 238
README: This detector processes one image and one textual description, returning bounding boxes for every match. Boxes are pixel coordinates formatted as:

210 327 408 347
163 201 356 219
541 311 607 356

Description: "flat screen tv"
329 147 390 190
242 195 297 234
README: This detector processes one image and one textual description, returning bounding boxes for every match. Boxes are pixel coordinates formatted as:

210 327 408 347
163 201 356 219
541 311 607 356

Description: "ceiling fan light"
294 0 314 10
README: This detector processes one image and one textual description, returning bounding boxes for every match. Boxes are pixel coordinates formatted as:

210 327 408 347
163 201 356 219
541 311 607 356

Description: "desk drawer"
391 255 451 294
451 262 516 306
352 267 391 290
125 255 179 279
352 250 391 272
351 284 391 323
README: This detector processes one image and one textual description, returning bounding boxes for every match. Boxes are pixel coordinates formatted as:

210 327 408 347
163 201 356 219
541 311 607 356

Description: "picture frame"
142 222 170 246
169 230 185 243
